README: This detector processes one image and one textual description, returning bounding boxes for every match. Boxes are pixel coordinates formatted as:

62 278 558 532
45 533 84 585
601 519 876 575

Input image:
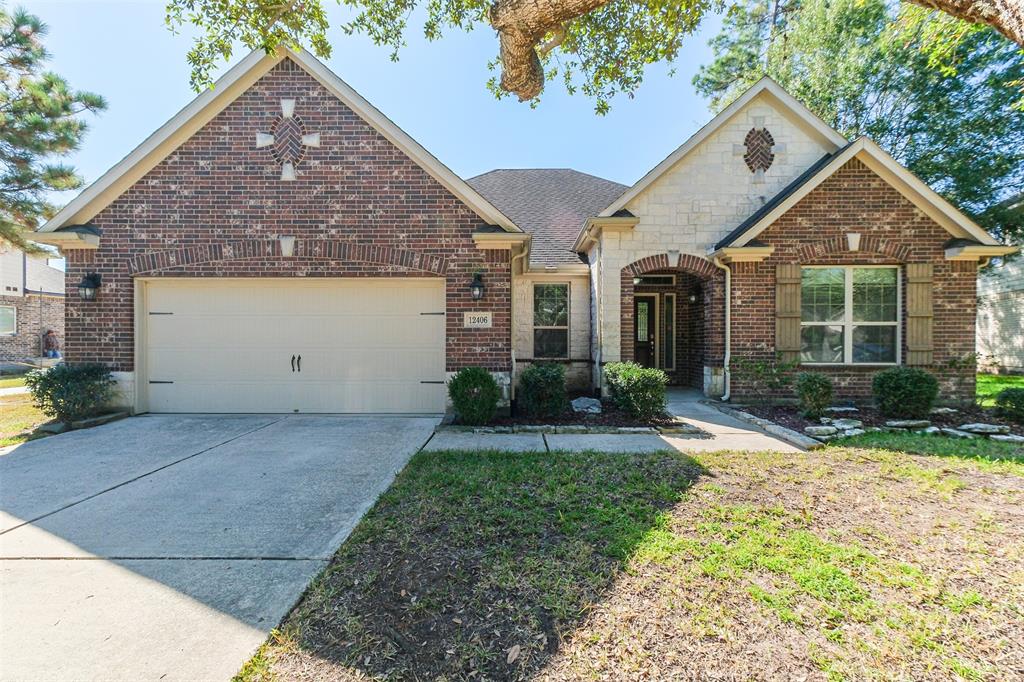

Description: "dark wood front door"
634 296 656 368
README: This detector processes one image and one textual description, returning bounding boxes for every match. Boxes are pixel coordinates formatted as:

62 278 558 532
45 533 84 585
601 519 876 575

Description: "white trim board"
597 77 849 218
725 137 1003 247
39 48 520 234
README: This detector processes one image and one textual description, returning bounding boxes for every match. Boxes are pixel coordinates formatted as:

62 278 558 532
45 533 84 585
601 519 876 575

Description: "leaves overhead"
0 5 105 250
693 0 1024 243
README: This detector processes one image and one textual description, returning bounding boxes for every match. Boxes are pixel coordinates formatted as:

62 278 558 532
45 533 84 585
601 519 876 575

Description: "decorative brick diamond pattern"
743 128 775 173
271 115 307 166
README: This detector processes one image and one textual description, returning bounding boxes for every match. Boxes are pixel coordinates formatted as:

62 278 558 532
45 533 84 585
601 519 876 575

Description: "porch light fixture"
470 273 485 300
77 273 102 301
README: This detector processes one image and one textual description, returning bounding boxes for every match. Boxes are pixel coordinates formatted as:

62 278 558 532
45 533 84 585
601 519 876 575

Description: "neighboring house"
32 49 1016 413
978 256 1024 374
0 245 65 363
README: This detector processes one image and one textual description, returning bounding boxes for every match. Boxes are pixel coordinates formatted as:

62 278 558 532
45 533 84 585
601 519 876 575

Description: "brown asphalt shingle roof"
467 169 627 267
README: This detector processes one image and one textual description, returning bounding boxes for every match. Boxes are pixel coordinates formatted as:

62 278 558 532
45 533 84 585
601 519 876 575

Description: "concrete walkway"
0 414 437 682
0 385 27 397
424 389 799 454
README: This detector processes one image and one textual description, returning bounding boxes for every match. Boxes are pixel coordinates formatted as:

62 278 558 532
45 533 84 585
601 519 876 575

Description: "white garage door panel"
143 279 446 413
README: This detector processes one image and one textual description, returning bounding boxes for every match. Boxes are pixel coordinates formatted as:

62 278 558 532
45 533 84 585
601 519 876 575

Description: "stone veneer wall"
512 273 592 392
64 58 512 378
729 158 978 400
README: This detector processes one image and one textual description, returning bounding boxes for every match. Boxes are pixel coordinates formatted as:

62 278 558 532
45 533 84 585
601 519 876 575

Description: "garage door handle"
297 355 301 372
291 355 296 372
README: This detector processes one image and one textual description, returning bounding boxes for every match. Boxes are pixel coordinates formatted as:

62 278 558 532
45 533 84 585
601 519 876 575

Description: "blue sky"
29 0 724 197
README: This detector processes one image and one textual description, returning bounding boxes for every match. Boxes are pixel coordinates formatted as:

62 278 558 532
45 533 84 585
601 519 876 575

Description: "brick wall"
729 157 978 401
0 294 65 362
64 58 511 374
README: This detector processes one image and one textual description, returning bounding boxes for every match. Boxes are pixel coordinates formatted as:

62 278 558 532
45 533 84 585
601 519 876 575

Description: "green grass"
0 394 47 447
0 375 26 389
835 431 1024 469
976 373 1024 407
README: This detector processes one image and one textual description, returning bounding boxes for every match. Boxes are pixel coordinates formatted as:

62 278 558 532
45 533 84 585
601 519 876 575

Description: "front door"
634 295 657 368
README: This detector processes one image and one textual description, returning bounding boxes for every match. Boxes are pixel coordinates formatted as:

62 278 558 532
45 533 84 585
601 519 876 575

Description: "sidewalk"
423 388 800 454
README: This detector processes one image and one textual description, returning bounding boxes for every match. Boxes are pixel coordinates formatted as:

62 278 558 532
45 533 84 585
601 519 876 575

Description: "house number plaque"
464 312 492 328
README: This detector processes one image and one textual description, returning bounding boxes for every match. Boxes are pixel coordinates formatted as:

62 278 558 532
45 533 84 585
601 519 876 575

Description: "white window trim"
635 274 677 287
533 282 570 360
0 305 15 336
800 265 902 366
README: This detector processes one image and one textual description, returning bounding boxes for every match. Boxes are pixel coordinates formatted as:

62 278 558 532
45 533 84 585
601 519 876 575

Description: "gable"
39 49 517 233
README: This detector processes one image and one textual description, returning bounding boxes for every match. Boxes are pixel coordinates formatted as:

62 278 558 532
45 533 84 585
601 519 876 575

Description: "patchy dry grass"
837 431 1024 463
0 393 47 447
239 445 1024 681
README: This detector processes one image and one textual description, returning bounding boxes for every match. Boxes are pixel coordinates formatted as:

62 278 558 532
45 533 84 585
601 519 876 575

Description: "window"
0 305 14 335
800 267 899 364
634 274 676 287
533 283 569 358
663 293 676 370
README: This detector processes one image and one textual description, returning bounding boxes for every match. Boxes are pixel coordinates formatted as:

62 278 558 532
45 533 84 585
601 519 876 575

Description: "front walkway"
424 389 800 453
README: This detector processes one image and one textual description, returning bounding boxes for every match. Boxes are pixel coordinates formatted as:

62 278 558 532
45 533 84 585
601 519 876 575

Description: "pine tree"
0 5 105 251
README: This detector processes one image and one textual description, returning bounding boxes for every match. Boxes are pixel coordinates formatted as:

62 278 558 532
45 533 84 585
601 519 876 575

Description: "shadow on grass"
262 448 705 680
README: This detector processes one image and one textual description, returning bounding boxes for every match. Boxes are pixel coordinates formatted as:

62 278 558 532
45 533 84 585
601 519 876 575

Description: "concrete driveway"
0 414 437 682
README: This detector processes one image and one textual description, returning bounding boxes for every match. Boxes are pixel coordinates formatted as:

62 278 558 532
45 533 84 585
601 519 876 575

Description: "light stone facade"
585 92 838 393
512 272 592 391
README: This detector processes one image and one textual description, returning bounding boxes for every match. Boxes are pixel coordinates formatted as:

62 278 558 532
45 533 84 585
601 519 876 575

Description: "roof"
714 137 1004 250
714 145 850 250
468 169 626 267
598 77 849 218
39 48 520 234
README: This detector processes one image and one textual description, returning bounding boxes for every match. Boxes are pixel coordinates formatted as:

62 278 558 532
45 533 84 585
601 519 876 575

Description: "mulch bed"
458 397 679 429
741 402 1019 432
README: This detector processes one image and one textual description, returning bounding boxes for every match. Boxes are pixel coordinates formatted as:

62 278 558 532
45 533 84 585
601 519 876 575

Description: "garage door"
142 279 446 413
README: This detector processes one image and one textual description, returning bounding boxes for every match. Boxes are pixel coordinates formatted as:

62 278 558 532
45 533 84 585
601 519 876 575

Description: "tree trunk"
906 0 1023 47
490 0 609 100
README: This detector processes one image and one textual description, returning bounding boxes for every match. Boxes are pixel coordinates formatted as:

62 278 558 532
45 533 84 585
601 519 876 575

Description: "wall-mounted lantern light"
470 272 485 300
77 273 102 301
689 288 701 304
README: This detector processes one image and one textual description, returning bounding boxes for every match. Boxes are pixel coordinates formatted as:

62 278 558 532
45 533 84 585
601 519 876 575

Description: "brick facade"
0 294 65 362
64 58 511 375
729 158 978 400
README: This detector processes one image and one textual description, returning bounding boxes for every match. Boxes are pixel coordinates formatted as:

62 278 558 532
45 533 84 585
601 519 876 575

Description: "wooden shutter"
905 263 934 365
775 263 802 362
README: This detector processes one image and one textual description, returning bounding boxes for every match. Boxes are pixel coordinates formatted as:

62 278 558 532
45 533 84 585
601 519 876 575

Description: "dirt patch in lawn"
242 447 1024 681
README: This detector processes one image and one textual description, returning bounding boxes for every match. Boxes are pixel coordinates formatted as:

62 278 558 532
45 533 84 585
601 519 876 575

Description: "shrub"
871 366 938 418
518 363 567 418
603 362 667 419
994 387 1024 423
730 354 799 400
24 363 117 425
447 367 501 425
795 372 833 419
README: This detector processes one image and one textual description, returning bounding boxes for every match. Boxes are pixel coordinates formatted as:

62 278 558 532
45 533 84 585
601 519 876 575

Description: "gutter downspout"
509 246 529 403
713 257 731 402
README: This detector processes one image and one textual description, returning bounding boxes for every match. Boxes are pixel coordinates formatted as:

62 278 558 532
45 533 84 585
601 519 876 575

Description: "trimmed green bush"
603 362 667 419
871 366 938 419
994 387 1024 423
795 372 833 419
518 363 567 418
24 363 117 425
447 367 501 425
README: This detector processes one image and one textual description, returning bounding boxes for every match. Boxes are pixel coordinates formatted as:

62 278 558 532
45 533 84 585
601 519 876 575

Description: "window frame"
663 293 676 371
0 305 15 336
532 282 570 360
799 265 902 366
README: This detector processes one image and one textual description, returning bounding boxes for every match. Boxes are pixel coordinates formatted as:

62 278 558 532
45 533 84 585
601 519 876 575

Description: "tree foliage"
694 0 1024 243
0 5 105 250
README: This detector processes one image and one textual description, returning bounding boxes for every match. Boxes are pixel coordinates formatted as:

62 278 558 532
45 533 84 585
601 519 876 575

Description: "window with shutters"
800 266 900 365
533 283 569 358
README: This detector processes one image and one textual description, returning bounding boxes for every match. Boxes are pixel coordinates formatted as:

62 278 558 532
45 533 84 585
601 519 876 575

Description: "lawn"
238 443 1024 681
0 375 27 389
976 373 1024 407
0 394 48 447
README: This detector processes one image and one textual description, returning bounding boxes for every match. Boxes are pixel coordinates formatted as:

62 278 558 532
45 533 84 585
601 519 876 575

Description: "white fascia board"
598 77 848 218
945 244 1019 260
40 48 521 234
40 50 278 232
729 138 1002 248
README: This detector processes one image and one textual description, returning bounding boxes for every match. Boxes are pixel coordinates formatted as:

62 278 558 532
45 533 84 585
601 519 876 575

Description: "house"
0 245 65 364
978 255 1024 374
31 49 1017 413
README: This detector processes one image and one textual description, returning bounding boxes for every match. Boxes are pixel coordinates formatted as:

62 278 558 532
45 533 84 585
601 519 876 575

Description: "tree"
693 0 1024 243
0 6 105 251
166 0 1024 110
